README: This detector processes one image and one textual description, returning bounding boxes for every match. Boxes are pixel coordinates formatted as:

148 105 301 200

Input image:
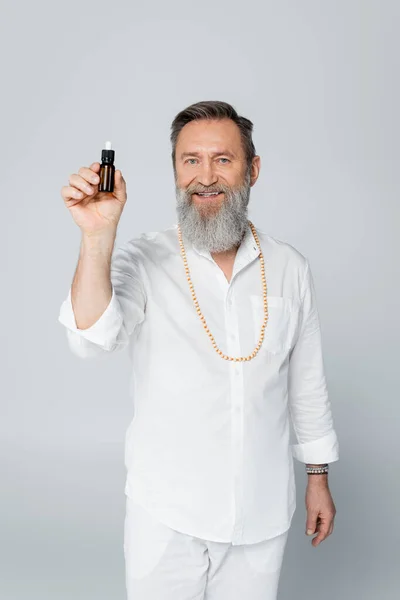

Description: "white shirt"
58 221 339 545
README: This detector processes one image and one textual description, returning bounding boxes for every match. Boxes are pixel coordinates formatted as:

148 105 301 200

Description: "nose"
197 160 218 188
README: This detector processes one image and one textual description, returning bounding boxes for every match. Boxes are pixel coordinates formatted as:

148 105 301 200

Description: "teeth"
198 192 219 196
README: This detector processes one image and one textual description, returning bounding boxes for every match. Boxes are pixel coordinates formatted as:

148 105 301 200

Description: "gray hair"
170 100 256 172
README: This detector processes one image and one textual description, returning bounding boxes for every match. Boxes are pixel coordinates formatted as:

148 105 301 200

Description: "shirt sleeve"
57 241 146 358
288 259 339 464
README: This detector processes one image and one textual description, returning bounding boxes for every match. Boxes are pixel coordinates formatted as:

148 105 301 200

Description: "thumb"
113 169 126 202
306 514 318 535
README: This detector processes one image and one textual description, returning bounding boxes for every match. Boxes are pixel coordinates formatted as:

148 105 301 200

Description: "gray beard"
175 169 252 253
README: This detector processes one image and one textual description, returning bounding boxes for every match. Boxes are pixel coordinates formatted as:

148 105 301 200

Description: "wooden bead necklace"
177 220 269 361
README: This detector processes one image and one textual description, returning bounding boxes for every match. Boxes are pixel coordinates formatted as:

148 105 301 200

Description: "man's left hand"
305 478 336 547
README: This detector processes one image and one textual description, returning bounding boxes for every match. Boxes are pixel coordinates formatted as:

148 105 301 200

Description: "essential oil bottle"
98 141 115 193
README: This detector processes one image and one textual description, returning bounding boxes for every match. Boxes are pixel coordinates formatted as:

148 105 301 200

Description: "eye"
185 158 198 165
218 158 230 164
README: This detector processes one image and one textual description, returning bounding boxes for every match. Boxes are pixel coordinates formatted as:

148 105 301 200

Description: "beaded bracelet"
306 464 329 474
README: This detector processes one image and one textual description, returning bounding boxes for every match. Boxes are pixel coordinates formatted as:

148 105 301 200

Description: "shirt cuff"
58 286 124 349
290 430 339 464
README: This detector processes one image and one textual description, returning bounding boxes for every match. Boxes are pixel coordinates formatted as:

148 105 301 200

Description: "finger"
306 514 319 536
114 169 125 187
112 169 127 202
325 513 335 536
61 185 85 204
69 173 96 196
78 166 100 186
312 525 330 546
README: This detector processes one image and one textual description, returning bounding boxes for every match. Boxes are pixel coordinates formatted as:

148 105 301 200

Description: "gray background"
2 1 399 598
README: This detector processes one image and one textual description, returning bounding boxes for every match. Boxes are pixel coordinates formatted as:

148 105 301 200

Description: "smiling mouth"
193 192 224 199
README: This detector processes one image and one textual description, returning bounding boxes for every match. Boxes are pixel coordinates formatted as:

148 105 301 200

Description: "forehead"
176 118 243 153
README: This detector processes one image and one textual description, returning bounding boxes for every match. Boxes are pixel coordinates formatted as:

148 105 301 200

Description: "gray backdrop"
2 1 399 598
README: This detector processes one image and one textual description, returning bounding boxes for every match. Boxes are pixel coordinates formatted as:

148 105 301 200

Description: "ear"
250 156 261 187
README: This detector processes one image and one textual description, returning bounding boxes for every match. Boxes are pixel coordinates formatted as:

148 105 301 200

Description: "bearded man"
59 100 339 600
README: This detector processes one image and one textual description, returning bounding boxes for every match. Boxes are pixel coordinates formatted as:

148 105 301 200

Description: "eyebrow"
179 150 236 160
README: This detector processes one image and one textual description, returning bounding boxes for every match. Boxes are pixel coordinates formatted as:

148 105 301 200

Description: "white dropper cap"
104 140 112 149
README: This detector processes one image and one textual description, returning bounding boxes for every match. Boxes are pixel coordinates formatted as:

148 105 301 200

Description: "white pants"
124 495 289 600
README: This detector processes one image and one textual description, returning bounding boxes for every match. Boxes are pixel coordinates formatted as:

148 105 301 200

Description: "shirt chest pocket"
250 295 295 355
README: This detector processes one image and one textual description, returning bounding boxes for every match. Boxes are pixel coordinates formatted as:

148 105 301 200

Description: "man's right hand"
61 162 127 235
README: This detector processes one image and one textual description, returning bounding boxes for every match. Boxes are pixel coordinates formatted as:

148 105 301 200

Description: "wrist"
81 229 117 257
307 472 329 486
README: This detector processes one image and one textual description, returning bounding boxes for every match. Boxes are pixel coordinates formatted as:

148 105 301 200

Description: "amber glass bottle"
98 141 115 193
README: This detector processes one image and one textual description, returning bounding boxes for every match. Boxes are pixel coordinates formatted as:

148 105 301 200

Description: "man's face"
174 118 260 253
